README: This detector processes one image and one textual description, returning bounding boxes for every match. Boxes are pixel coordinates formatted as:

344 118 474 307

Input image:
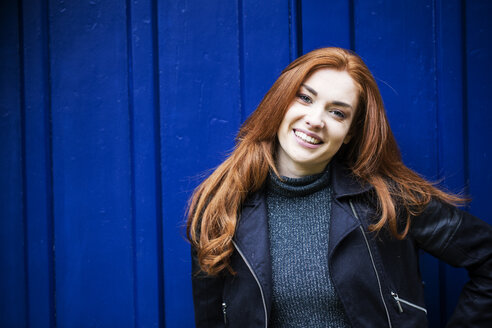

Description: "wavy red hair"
187 47 463 276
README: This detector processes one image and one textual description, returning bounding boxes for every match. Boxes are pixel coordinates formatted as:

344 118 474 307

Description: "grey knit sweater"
266 167 351 327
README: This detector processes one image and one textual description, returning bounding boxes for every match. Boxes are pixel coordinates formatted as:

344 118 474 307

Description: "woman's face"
276 68 359 177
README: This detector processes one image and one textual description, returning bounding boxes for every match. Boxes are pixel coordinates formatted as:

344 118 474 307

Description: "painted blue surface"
158 2 243 326
49 0 135 326
466 1 492 219
435 0 468 322
302 0 352 52
0 0 490 327
0 1 26 327
128 0 162 327
241 0 291 119
22 0 54 327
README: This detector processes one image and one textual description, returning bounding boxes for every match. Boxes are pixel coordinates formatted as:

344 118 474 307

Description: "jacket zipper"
222 302 227 324
391 291 427 314
232 240 268 328
349 200 392 328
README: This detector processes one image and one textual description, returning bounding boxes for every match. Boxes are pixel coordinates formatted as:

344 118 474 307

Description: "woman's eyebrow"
301 83 353 109
330 101 353 109
301 83 317 96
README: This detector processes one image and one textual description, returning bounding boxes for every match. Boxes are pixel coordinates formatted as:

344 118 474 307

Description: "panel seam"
44 0 57 325
237 0 245 122
348 0 355 50
125 0 138 326
288 0 302 60
151 0 165 326
432 2 448 323
460 0 470 201
18 0 30 326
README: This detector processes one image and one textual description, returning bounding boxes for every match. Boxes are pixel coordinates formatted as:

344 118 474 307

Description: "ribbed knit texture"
266 166 351 327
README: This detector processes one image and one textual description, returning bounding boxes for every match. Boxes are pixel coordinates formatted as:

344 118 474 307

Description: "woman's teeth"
294 130 321 144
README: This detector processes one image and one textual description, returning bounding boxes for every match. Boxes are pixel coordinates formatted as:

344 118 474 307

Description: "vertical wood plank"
353 0 441 326
435 0 466 215
0 0 27 327
22 0 55 327
354 0 438 176
288 0 302 60
49 0 135 326
434 0 468 324
128 0 162 326
158 1 241 326
301 0 351 53
240 0 291 119
465 0 492 221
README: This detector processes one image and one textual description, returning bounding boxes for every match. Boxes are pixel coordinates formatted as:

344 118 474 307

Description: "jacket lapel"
234 190 272 315
329 160 373 258
330 159 373 199
328 198 360 259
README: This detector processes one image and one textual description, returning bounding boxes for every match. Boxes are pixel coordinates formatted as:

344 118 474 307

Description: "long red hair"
187 47 463 276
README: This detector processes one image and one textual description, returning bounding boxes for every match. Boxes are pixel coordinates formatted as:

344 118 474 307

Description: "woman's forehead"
301 69 359 105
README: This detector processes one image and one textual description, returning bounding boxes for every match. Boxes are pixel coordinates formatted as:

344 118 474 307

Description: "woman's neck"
277 160 329 178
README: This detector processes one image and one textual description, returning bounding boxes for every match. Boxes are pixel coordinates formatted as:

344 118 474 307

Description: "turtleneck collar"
267 164 331 198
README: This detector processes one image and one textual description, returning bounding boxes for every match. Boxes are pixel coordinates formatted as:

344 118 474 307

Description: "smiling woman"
186 47 492 327
276 69 358 177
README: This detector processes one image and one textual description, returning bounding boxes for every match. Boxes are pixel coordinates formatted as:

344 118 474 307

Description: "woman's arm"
410 199 492 327
191 247 226 328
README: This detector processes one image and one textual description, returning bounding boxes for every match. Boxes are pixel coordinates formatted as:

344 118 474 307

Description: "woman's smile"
293 129 323 147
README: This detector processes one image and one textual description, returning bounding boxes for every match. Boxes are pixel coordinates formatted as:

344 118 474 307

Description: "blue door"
1 0 490 327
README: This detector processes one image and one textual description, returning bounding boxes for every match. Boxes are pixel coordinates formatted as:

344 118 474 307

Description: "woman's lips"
293 129 323 149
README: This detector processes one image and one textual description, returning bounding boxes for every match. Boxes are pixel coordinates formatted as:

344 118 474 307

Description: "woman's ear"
343 134 352 144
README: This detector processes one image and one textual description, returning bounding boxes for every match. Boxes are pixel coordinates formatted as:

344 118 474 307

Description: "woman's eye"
297 94 312 104
331 109 346 119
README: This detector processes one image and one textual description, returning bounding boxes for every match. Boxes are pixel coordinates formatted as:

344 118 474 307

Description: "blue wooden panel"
434 0 468 323
241 0 291 118
128 0 162 326
301 0 352 53
22 0 55 327
353 1 441 326
466 0 492 222
288 0 302 60
355 0 438 176
1 1 490 327
158 1 242 326
0 1 27 327
49 0 135 326
435 0 466 214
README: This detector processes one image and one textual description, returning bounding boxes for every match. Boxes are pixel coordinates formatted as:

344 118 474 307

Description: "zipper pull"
222 302 227 324
391 291 403 313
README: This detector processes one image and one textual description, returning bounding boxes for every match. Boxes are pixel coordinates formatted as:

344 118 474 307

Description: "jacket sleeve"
191 246 226 328
410 199 492 327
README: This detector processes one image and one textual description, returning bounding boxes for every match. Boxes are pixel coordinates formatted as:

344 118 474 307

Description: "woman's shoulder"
410 198 491 256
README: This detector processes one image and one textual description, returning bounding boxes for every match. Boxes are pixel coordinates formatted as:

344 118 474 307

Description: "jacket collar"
243 158 372 207
330 158 373 199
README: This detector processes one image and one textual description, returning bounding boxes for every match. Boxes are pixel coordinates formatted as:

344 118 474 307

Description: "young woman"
186 47 492 327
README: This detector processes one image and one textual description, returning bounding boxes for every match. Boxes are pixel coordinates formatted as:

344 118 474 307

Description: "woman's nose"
305 110 325 129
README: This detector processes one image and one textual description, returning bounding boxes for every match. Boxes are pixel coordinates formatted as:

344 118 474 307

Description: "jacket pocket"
391 291 427 314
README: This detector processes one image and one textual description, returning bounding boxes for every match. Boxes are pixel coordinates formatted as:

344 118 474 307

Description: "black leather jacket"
191 161 492 327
